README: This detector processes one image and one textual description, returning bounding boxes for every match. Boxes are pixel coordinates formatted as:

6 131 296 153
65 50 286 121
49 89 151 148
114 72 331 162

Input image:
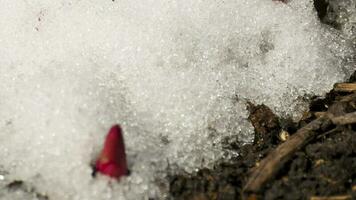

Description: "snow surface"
325 0 356 38
0 0 354 199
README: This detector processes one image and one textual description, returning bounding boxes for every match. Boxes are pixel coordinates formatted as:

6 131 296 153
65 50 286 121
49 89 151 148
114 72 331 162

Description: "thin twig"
330 111 356 125
316 126 343 139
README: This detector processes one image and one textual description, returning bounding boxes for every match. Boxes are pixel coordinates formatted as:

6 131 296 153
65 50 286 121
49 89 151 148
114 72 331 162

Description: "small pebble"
279 130 290 142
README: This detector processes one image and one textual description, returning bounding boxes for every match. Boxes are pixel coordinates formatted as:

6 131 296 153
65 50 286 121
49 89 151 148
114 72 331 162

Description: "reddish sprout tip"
95 124 128 179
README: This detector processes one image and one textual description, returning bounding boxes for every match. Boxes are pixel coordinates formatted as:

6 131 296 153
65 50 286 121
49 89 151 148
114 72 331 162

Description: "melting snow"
0 0 354 199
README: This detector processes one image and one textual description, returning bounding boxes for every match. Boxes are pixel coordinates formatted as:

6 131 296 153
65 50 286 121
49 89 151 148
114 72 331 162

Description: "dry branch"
243 116 331 193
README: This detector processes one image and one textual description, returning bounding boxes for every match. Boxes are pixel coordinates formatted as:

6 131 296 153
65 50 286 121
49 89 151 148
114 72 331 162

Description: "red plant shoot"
95 124 128 179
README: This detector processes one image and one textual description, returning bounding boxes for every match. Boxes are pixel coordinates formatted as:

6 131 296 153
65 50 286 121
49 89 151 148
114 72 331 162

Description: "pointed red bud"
95 125 128 179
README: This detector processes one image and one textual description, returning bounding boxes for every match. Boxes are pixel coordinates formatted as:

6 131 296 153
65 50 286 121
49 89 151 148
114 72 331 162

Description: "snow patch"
0 0 354 199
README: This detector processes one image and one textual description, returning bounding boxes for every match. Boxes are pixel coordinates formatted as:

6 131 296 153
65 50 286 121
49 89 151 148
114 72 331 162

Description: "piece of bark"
327 101 349 117
243 116 331 193
247 102 280 147
334 83 356 92
339 92 356 102
329 111 356 125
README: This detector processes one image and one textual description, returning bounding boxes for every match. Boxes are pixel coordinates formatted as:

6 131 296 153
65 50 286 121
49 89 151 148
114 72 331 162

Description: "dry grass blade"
310 195 352 200
334 83 356 92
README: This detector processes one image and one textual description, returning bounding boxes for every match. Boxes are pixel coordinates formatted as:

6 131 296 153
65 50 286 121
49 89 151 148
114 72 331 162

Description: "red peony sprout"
95 125 128 179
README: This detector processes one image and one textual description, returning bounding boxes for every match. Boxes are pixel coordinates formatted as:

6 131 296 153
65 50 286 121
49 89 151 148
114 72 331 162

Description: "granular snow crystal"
0 0 354 199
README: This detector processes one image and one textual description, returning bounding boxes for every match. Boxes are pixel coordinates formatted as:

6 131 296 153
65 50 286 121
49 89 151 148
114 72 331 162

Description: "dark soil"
169 73 356 200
